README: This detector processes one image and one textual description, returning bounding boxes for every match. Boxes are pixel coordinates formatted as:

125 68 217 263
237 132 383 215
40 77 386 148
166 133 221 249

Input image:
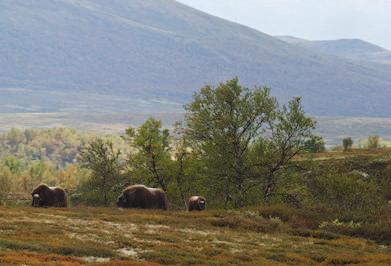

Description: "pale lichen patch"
117 247 147 258
83 256 111 263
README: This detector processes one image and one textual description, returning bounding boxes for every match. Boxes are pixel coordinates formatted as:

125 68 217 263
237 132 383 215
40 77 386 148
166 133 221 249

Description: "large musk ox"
117 185 168 210
188 196 206 211
31 184 68 207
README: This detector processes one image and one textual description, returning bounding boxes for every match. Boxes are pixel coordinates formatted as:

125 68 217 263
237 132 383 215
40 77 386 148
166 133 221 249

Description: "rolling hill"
1 0 391 116
277 36 391 65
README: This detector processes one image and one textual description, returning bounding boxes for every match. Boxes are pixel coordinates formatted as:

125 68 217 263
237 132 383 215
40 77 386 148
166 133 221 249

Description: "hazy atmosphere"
1 1 391 265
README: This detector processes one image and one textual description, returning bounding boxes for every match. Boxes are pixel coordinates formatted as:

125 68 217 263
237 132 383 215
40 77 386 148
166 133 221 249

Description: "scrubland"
1 82 391 266
0 206 390 265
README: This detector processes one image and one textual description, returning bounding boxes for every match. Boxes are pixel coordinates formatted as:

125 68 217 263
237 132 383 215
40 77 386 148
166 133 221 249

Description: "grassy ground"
0 207 390 265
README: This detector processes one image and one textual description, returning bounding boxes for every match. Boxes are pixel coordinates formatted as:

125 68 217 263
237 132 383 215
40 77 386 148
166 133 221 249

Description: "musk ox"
31 184 68 207
117 185 168 210
188 196 206 211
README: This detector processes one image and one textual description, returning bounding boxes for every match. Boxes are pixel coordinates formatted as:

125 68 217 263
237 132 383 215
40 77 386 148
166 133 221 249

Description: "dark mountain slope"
1 0 391 116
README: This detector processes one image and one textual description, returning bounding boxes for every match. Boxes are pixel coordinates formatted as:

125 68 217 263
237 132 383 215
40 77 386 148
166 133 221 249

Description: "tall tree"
79 138 121 206
171 122 196 209
253 98 315 203
367 135 380 149
342 137 353 152
304 135 326 153
125 118 171 192
185 78 315 207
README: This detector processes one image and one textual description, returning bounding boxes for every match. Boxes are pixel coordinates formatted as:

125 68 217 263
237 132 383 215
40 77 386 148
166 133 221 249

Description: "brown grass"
0 206 389 265
0 251 83 266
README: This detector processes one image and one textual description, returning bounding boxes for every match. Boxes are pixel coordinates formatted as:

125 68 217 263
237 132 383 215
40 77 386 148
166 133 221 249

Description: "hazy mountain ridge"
277 35 391 65
1 0 391 116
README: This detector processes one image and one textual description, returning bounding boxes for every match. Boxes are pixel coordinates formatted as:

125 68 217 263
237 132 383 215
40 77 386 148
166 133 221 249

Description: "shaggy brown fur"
188 196 206 211
31 184 68 207
117 185 168 210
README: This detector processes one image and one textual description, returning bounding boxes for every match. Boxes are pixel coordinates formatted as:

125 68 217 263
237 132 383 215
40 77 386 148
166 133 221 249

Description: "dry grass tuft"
0 251 83 266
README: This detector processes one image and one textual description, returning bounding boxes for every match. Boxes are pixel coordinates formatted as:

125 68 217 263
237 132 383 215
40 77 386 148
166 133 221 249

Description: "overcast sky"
177 0 391 49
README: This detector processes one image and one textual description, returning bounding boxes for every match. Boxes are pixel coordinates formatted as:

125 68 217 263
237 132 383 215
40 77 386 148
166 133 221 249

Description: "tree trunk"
181 193 188 210
224 193 232 209
104 192 108 207
177 180 188 210
158 177 167 192
263 181 274 204
176 157 188 210
235 183 245 208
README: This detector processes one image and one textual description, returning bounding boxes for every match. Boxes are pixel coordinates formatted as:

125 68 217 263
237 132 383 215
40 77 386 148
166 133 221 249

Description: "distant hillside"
277 36 391 65
1 0 391 116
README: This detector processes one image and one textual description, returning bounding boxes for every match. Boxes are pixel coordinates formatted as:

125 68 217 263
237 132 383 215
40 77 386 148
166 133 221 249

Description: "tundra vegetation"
0 79 390 264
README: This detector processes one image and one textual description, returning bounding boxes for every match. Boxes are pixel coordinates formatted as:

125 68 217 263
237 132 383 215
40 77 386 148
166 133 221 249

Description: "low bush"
210 211 289 233
258 204 299 222
289 228 340 240
258 204 318 229
256 203 391 244
320 254 391 265
321 221 391 244
0 238 115 258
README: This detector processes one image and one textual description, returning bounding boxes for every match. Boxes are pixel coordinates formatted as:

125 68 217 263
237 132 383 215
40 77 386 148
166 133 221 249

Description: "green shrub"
258 204 299 222
210 211 289 233
342 137 353 152
305 171 384 215
258 204 318 229
303 135 326 153
289 228 340 240
320 221 391 244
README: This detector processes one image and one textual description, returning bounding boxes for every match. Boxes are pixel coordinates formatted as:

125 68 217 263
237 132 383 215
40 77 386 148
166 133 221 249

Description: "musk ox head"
31 184 49 207
198 197 206 210
32 194 41 207
188 196 206 211
117 195 127 208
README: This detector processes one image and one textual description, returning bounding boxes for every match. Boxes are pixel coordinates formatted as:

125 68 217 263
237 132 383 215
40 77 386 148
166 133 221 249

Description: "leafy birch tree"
185 78 315 207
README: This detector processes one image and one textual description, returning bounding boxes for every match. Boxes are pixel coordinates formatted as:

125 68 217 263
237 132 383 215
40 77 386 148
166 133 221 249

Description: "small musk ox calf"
117 185 168 210
31 184 68 207
188 196 206 211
